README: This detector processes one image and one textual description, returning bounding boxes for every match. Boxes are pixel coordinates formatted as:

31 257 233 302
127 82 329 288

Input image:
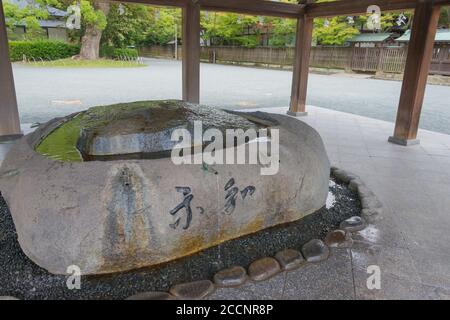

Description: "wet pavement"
12 58 450 134
221 105 450 300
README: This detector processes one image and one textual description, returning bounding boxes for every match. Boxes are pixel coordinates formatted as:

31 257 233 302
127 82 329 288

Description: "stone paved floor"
208 106 450 300
1 108 450 299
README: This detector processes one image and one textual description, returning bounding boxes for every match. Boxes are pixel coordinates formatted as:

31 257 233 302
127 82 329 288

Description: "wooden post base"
287 111 308 117
388 136 420 146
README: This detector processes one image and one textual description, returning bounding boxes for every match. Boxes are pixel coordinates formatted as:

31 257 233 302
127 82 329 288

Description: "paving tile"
408 246 450 289
209 272 286 300
422 285 450 300
354 270 431 300
351 242 422 283
0 144 13 167
282 248 354 300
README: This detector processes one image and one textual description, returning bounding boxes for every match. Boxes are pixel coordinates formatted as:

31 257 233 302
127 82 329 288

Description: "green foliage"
100 45 138 59
80 0 107 30
102 4 151 48
111 48 138 59
9 40 80 61
3 0 48 40
27 58 144 68
313 17 359 46
201 12 260 47
141 7 181 46
439 7 450 28
268 17 297 47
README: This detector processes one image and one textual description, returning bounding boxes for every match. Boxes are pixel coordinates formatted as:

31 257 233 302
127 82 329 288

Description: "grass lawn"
22 58 146 68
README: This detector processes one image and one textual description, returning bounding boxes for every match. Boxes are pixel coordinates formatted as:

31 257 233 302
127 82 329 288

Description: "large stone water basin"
0 101 330 275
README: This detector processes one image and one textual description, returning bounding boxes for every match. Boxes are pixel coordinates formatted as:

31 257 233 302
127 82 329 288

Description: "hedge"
9 40 80 62
100 46 139 59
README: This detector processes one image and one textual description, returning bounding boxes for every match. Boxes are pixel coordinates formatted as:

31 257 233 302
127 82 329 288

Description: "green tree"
268 17 297 47
3 0 48 40
313 16 359 46
43 0 109 59
102 3 150 48
142 7 180 46
77 0 109 59
201 12 259 47
439 6 450 27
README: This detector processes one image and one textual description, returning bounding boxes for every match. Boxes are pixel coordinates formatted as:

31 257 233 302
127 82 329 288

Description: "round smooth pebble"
248 257 281 281
348 178 364 192
274 249 305 271
169 280 215 299
213 266 247 287
301 239 330 263
126 291 175 300
361 196 383 210
324 230 353 248
339 216 367 232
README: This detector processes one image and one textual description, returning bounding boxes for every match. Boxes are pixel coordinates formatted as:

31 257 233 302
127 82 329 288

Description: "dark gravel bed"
0 177 360 300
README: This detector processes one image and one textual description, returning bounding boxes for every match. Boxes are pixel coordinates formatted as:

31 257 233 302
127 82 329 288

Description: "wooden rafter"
111 0 188 8
112 0 304 18
199 0 304 19
112 0 450 18
306 0 450 18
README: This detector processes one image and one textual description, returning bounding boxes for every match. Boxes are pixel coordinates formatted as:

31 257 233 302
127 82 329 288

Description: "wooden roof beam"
306 0 450 18
112 0 305 18
111 0 188 8
199 0 304 18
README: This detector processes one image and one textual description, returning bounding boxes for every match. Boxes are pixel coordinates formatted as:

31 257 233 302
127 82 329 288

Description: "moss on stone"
35 100 182 162
35 100 261 162
35 114 84 162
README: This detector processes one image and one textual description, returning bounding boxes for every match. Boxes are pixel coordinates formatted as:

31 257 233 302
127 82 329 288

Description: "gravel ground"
0 177 360 300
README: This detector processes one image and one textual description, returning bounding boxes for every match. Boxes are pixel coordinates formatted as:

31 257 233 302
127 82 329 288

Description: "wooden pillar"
389 1 440 146
182 0 200 104
0 0 21 141
288 15 313 117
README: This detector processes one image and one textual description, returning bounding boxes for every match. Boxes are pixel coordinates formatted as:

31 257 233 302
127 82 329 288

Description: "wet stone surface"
274 249 305 271
340 216 366 233
169 280 215 299
0 176 360 299
324 230 353 248
302 239 330 263
35 100 264 162
248 257 281 281
213 266 247 287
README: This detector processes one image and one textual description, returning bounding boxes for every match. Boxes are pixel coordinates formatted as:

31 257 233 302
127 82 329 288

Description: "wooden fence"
139 45 450 76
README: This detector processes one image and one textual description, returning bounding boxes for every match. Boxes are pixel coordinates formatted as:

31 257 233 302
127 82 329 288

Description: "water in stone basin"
35 100 266 162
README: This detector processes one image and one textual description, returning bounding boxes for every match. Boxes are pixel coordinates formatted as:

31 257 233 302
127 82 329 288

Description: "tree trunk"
79 1 110 60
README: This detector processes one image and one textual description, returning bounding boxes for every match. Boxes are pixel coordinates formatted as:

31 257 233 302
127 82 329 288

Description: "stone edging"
331 166 383 224
125 166 383 300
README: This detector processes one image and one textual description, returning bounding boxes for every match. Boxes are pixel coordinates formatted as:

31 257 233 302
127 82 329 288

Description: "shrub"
9 40 80 61
112 48 138 59
100 45 139 59
99 45 115 59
